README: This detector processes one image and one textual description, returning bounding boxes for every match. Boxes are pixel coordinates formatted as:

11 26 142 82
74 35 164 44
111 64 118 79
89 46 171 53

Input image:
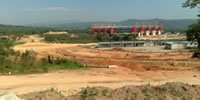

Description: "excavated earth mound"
20 82 200 100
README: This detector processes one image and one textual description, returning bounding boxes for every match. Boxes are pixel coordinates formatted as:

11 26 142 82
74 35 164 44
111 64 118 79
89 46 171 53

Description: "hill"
53 18 197 32
0 24 52 35
0 18 197 34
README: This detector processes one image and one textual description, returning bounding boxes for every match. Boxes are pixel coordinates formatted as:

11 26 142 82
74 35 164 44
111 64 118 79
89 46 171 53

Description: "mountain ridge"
0 18 197 32
46 18 197 31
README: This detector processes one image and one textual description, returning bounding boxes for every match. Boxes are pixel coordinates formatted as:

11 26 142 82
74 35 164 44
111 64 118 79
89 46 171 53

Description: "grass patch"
0 50 86 74
102 89 108 96
14 42 25 46
0 37 87 75
191 47 200 53
142 84 151 100
170 88 183 97
0 58 87 74
81 87 99 100
44 34 98 44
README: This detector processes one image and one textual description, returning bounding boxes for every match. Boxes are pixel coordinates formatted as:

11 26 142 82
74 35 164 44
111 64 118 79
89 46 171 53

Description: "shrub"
20 50 37 67
111 34 121 41
0 39 86 74
44 34 97 43
95 33 104 41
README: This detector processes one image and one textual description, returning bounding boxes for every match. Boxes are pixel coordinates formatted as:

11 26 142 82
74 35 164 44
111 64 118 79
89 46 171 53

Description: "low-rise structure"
98 41 154 48
165 42 186 50
164 41 198 50
98 41 198 49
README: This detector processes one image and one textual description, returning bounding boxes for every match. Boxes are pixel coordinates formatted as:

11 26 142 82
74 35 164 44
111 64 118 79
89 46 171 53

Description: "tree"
122 34 137 41
183 0 200 8
183 0 200 49
111 34 121 41
186 20 200 48
183 0 200 17
95 33 104 41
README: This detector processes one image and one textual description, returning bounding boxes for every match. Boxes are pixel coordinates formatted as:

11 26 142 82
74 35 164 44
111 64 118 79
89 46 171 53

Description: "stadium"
92 22 163 37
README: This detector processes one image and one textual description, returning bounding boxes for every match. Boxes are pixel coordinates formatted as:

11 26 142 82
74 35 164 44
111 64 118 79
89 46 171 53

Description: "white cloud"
24 7 81 12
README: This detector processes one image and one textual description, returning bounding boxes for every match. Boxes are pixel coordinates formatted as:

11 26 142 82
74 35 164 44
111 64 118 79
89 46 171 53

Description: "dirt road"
1 68 200 96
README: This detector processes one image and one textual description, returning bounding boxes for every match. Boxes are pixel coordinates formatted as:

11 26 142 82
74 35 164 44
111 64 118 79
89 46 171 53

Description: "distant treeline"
0 23 190 36
44 33 97 43
0 25 92 35
44 33 137 43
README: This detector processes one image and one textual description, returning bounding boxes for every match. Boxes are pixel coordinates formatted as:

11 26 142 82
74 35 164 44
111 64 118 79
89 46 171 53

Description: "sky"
0 0 199 25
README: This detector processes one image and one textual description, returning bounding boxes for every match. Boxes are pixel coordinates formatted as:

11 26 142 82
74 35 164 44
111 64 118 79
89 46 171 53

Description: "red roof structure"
92 24 96 33
139 22 145 32
146 22 151 31
157 24 163 33
152 22 158 31
110 24 115 34
97 23 101 33
103 23 107 33
131 22 138 34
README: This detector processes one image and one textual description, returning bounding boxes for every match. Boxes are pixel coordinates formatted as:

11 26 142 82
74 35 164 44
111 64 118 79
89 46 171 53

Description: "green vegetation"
0 24 92 35
44 33 98 43
183 0 200 10
81 87 99 100
97 33 137 41
170 88 183 97
0 25 51 35
183 0 200 49
102 89 108 96
142 85 151 100
185 20 200 48
192 47 200 52
44 33 137 43
0 38 86 74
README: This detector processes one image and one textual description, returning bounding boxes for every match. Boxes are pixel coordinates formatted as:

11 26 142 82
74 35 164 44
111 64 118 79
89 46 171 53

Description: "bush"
111 34 121 41
0 39 86 74
193 47 200 53
109 34 137 41
95 33 104 41
44 34 98 43
121 34 137 41
20 50 37 67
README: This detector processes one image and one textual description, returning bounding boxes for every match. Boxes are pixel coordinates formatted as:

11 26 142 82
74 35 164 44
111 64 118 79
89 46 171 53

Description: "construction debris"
88 65 117 68
0 93 22 100
108 65 117 68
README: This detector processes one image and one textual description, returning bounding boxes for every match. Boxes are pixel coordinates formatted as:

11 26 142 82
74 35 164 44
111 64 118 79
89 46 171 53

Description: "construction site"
1 0 200 99
0 35 199 99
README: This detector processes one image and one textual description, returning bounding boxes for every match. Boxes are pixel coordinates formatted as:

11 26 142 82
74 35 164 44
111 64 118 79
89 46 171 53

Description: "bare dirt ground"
1 36 200 97
138 35 186 41
20 82 200 100
1 69 200 97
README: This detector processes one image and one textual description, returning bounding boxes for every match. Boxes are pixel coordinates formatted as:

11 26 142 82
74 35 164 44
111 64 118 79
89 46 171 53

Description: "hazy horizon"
0 0 198 25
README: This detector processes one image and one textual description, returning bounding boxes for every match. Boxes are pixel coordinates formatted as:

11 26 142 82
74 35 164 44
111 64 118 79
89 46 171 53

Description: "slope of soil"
8 36 200 98
14 36 200 72
20 82 200 100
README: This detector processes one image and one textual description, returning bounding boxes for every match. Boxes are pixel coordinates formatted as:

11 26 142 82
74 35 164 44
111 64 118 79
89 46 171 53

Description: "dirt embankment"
14 36 200 72
7 36 200 98
20 82 200 100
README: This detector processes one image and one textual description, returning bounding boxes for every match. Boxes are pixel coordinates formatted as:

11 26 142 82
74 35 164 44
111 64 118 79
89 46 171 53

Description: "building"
165 42 186 50
92 22 163 37
98 41 154 48
98 41 198 49
164 41 198 50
